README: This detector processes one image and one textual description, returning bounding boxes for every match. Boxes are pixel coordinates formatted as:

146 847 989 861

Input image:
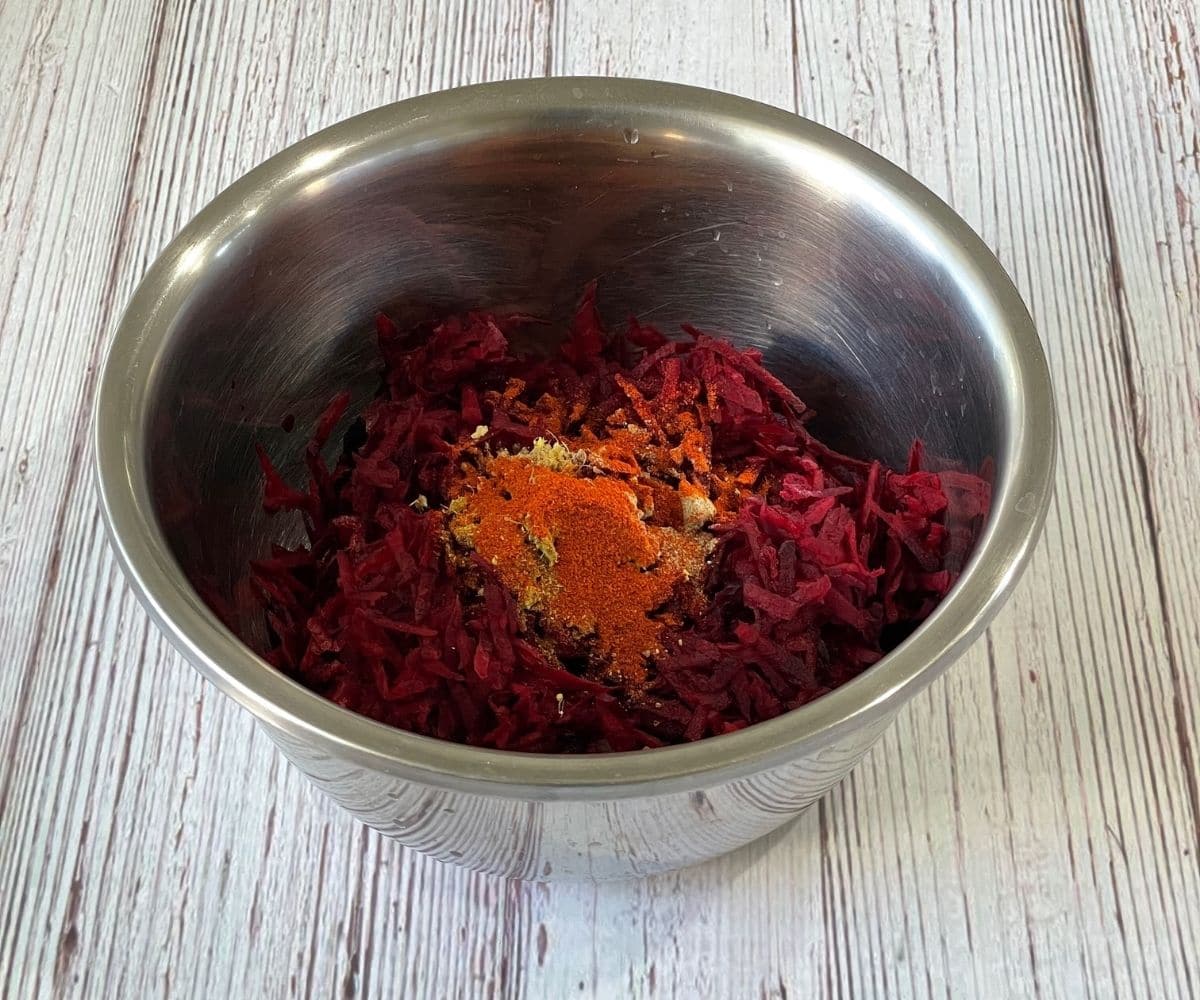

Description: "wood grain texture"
0 1 1196 997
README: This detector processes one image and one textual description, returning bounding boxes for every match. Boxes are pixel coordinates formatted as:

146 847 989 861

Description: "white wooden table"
2 2 1197 997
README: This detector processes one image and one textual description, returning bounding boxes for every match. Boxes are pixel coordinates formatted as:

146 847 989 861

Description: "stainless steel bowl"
94 78 1055 879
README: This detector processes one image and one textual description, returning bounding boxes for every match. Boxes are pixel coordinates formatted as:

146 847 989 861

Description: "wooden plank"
0 2 173 992
0 0 165 799
1 0 1197 997
1079 0 1200 870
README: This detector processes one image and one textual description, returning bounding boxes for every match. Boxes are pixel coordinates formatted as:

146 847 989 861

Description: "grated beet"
249 286 991 752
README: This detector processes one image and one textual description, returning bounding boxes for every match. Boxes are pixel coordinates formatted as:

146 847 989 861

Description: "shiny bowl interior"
95 78 1054 799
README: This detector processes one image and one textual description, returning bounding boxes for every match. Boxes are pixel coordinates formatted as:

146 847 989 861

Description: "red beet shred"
250 287 991 752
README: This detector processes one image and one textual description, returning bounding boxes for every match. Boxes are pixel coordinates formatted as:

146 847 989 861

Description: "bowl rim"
94 77 1056 800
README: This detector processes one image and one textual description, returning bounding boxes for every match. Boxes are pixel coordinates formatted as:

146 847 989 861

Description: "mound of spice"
250 285 991 752
445 448 709 689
